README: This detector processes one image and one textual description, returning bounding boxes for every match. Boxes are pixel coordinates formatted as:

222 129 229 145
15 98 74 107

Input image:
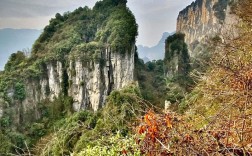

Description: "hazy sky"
0 0 194 46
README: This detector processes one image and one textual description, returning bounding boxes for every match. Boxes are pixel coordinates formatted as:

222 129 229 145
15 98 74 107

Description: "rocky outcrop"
164 33 190 78
47 62 63 101
0 99 3 118
177 0 239 56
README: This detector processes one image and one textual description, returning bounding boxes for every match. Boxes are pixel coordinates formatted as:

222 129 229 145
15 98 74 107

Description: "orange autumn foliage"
136 109 252 155
136 110 175 155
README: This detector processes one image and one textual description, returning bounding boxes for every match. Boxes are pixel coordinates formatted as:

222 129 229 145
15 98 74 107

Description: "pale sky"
0 0 194 46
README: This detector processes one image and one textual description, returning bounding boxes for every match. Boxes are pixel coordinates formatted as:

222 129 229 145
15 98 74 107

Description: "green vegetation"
0 95 74 154
4 51 26 72
31 0 137 61
164 33 190 77
135 52 167 107
0 133 11 154
160 33 194 108
135 35 193 110
14 82 26 101
33 84 143 156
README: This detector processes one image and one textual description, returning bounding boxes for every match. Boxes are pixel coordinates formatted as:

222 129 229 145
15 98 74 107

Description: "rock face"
20 46 135 114
0 99 3 118
68 47 135 111
0 46 135 126
177 0 239 55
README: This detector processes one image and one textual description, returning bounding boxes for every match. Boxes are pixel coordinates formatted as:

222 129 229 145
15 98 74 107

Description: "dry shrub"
136 0 252 155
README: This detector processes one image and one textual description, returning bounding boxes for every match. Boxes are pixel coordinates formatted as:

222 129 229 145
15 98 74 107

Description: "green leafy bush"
0 116 11 128
0 132 12 154
14 82 26 101
29 123 46 138
4 51 26 72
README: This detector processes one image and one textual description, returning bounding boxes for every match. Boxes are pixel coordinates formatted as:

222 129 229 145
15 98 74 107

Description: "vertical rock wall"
177 0 239 55
68 46 135 111
18 45 135 114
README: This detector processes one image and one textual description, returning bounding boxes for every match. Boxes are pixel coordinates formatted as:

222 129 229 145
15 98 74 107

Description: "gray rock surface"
177 0 239 56
18 46 135 114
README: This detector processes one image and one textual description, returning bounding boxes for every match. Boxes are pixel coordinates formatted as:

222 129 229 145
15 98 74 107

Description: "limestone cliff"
0 0 137 125
177 0 239 56
22 46 134 113
68 47 135 111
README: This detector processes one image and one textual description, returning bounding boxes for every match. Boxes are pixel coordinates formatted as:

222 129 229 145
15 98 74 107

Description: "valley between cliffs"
0 0 251 155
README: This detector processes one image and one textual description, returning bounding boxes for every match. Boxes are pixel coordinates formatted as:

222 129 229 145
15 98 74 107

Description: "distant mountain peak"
137 32 173 61
158 32 175 44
